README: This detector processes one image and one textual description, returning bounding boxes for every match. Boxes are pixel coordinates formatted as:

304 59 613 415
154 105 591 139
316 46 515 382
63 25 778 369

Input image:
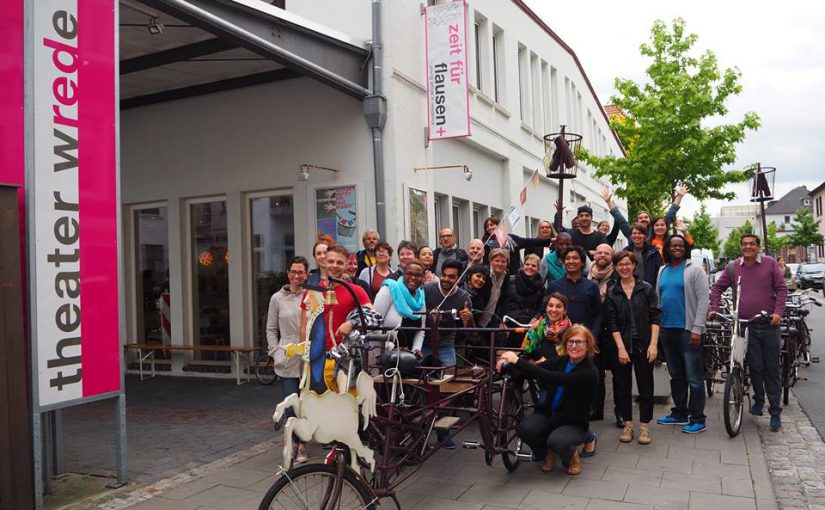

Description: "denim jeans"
744 323 782 416
280 377 301 443
660 328 706 424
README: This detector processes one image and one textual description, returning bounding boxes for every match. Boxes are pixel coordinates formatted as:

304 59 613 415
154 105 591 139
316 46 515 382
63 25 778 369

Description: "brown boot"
566 450 582 475
540 450 555 472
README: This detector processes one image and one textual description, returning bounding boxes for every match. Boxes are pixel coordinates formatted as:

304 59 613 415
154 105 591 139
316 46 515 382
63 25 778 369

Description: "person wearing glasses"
710 234 788 431
267 256 310 463
497 325 599 476
432 227 469 274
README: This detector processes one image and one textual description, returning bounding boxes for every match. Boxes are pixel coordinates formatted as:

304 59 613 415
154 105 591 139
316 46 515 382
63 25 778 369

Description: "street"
790 289 825 439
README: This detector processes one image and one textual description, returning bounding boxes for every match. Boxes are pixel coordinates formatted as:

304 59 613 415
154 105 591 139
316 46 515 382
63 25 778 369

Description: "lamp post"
543 125 582 222
750 163 776 254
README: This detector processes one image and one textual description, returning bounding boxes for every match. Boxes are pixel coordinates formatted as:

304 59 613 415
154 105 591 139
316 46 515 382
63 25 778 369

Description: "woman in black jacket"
605 250 661 446
500 254 545 347
624 223 662 288
497 324 599 476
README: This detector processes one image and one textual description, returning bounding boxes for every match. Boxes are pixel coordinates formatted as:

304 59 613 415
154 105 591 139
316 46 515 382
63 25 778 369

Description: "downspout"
363 0 387 235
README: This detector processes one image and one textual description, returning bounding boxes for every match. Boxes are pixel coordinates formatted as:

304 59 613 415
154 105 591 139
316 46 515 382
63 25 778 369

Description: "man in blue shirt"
655 236 709 433
548 246 602 336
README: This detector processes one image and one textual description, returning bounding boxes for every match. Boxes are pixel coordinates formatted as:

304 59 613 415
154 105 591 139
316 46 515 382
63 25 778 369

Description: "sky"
524 0 825 218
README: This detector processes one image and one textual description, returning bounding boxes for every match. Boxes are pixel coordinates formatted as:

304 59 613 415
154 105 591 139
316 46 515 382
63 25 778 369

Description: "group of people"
266 185 789 475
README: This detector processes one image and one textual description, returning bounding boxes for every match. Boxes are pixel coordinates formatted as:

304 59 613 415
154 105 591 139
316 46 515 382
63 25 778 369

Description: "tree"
581 18 760 214
688 205 719 253
785 207 825 262
765 221 786 258
723 220 753 261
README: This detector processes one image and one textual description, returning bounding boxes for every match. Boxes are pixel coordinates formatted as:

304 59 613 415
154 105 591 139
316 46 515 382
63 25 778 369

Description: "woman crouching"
497 325 599 475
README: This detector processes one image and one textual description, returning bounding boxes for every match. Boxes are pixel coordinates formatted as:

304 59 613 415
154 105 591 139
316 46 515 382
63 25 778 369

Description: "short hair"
577 205 593 216
564 324 598 357
397 240 418 254
417 245 433 257
630 222 648 236
612 250 637 267
740 233 760 245
489 247 510 261
403 260 425 273
662 234 692 264
555 231 572 242
326 245 349 258
287 256 310 272
441 258 464 274
561 246 587 264
635 211 650 221
546 291 568 310
362 229 380 242
375 241 394 256
597 220 610 228
466 264 489 279
523 253 541 266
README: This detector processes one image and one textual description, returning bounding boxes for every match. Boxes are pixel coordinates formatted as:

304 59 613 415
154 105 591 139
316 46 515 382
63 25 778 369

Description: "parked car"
786 263 800 290
795 263 825 289
691 251 716 284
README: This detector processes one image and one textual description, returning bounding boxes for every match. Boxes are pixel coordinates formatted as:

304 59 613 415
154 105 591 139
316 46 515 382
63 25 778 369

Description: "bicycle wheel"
499 385 524 472
723 366 744 437
798 321 812 365
703 347 716 397
255 353 277 385
781 334 796 405
258 463 375 510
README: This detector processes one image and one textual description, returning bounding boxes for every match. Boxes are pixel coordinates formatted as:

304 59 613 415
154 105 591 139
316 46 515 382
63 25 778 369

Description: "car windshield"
800 263 825 273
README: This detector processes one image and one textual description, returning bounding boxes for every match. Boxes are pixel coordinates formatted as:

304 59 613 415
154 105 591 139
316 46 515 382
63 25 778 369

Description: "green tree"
581 18 760 214
688 205 719 253
785 207 825 262
723 220 754 260
765 221 787 258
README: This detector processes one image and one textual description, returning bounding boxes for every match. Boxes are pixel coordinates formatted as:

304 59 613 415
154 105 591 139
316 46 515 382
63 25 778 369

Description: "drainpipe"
363 0 387 236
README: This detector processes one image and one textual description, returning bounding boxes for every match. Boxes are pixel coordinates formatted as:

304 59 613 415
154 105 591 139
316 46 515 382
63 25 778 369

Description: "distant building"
810 181 825 261
757 185 812 262
713 204 758 242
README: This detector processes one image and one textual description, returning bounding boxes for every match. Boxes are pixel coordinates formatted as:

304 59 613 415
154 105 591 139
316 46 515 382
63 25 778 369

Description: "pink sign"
30 0 120 409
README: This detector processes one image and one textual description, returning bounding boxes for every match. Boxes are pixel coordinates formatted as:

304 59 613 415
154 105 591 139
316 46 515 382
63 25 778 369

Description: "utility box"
0 185 34 509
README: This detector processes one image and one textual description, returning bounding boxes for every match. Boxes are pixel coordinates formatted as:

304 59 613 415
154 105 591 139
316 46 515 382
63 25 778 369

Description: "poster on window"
424 0 470 141
408 188 429 247
315 186 357 252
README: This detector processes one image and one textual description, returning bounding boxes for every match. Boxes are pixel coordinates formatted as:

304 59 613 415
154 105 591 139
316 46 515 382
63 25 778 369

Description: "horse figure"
273 371 377 471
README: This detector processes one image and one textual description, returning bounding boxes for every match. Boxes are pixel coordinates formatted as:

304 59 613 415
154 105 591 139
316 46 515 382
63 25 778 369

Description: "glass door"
134 206 169 348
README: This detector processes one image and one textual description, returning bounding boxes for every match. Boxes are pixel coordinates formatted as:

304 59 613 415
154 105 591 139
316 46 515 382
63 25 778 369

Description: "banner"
30 0 120 410
425 1 470 141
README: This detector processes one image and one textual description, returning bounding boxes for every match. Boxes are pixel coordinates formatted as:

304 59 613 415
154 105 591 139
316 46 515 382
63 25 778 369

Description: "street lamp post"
750 163 776 255
543 125 582 221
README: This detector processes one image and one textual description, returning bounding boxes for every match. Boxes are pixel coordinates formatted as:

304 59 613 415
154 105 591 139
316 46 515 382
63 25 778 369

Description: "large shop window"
250 194 295 347
134 206 168 345
191 200 230 360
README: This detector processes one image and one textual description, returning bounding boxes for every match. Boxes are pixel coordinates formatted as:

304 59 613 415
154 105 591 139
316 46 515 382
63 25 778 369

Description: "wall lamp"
297 164 340 182
413 164 473 182
148 16 164 34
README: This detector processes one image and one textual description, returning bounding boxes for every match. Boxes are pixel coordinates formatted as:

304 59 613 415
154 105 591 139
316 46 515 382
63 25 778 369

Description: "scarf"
514 270 544 296
522 314 572 356
588 263 614 302
381 278 424 320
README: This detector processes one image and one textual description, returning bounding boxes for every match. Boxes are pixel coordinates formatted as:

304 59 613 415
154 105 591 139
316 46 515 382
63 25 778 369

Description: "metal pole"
366 0 387 237
760 199 769 256
108 393 128 488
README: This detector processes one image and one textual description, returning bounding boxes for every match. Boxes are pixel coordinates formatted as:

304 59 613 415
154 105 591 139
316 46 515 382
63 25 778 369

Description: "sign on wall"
29 0 120 410
408 187 429 248
315 186 358 252
425 1 470 141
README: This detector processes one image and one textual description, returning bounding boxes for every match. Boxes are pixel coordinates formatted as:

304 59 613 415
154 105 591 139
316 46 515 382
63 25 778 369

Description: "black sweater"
516 355 599 430
605 279 661 359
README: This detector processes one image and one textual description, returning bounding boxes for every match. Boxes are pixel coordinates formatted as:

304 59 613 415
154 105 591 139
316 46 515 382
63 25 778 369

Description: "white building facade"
120 0 625 376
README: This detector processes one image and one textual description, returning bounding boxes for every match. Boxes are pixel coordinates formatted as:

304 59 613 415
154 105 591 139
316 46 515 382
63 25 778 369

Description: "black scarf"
514 270 544 296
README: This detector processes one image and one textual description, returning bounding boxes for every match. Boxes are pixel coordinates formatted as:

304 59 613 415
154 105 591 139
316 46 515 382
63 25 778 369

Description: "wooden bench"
124 343 261 385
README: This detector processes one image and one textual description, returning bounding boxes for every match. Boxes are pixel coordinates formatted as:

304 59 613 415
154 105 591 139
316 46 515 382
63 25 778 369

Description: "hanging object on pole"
748 163 777 254
543 125 583 217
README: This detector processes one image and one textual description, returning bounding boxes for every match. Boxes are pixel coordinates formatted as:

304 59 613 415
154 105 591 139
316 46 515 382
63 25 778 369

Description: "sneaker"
656 415 690 426
619 425 634 443
681 422 707 434
443 438 457 449
770 415 781 432
750 402 764 416
295 443 309 464
638 425 652 444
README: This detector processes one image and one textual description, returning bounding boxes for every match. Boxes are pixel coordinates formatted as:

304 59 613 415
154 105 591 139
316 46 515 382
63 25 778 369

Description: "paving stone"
688 492 756 510
667 446 721 463
402 476 473 499
410 496 484 510
520 491 589 510
458 484 528 507
181 484 259 508
661 471 722 494
584 499 652 510
623 483 689 506
601 466 663 488
563 478 629 502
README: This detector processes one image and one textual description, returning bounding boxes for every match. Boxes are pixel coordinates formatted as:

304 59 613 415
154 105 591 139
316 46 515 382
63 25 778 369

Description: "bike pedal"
812 357 820 364
516 452 535 462
462 440 481 449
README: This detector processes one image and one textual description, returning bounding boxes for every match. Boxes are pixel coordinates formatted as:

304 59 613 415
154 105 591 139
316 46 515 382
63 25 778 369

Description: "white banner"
425 1 470 141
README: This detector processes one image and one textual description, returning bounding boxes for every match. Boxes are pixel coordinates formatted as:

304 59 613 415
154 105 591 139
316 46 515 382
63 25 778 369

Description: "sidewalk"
96 387 780 510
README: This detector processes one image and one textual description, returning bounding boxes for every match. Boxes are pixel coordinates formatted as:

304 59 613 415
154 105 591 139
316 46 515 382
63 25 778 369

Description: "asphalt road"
789 288 825 440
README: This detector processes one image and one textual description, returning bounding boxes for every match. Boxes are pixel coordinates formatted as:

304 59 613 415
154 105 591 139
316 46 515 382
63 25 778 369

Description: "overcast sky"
524 0 825 218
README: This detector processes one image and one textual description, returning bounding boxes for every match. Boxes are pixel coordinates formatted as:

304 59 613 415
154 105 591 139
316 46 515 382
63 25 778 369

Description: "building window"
474 20 482 90
190 200 230 360
409 188 429 247
541 61 551 134
134 206 168 345
531 52 541 131
785 215 791 224
492 26 503 103
249 194 294 347
452 202 463 247
518 44 529 123
434 193 448 235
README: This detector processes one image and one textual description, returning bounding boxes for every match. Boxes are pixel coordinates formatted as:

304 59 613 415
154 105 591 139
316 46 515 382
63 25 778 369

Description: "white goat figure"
273 370 377 471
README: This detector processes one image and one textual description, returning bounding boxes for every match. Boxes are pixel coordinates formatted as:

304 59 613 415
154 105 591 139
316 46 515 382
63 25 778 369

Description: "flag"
519 187 527 206
495 223 508 247
531 169 540 189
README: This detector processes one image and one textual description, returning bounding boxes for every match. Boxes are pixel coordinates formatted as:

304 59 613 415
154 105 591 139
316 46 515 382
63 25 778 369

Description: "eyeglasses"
740 242 758 247
288 270 307 276
566 339 587 347
440 233 454 238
